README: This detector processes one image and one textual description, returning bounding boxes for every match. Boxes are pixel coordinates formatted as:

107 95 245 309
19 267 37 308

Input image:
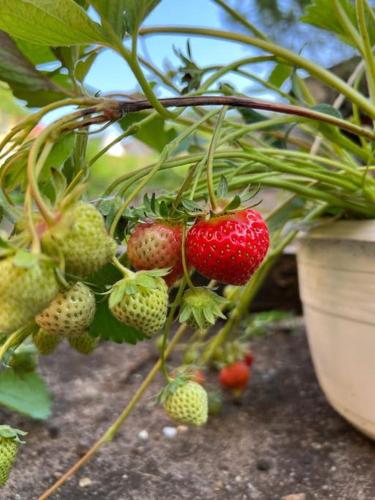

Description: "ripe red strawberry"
127 221 183 286
186 209 269 285
219 361 250 390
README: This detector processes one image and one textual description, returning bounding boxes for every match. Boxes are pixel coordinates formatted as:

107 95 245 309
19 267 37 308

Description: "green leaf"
87 262 123 289
14 38 56 64
302 0 375 47
89 298 145 344
89 0 127 38
50 168 68 202
311 103 343 120
239 108 268 124
268 63 292 88
174 41 203 94
122 0 161 34
41 133 75 177
0 31 66 95
74 51 98 82
0 369 51 420
12 250 39 269
267 196 305 233
119 111 177 152
0 0 107 46
52 46 77 72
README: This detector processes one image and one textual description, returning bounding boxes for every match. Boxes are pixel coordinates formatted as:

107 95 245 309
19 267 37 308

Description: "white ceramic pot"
297 220 375 439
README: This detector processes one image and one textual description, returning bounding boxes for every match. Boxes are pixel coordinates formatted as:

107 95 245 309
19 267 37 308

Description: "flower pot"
297 220 375 439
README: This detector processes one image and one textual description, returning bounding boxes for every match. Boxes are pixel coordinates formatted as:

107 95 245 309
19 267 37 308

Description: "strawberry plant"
0 0 373 495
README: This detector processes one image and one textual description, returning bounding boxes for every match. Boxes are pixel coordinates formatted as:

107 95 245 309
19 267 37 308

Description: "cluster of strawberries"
128 208 270 287
0 201 269 465
127 209 268 426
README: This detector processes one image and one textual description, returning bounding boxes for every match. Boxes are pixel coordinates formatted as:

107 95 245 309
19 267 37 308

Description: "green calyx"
179 287 226 330
212 340 249 368
0 425 27 444
158 375 189 404
109 269 168 309
109 269 169 337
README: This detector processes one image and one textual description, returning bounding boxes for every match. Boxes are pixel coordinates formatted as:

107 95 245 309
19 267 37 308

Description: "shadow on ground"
1 327 374 500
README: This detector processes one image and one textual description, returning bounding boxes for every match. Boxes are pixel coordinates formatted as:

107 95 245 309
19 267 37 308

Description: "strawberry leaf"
0 369 51 420
311 103 343 119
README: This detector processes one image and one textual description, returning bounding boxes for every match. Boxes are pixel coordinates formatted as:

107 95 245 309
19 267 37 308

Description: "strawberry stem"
38 324 188 500
111 257 134 278
199 203 327 364
181 226 194 289
160 279 187 380
206 106 227 212
24 189 41 254
0 323 37 365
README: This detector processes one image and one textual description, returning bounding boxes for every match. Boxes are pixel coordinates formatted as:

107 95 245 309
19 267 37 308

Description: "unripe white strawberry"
109 271 168 337
0 255 58 334
42 202 116 278
36 282 95 337
163 380 208 426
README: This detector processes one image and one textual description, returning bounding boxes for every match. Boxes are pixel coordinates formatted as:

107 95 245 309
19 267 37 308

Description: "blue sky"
86 0 255 95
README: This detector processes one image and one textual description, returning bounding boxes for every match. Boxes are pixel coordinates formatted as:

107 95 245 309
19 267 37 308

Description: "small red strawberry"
186 209 269 285
127 221 183 286
244 351 254 367
219 361 250 390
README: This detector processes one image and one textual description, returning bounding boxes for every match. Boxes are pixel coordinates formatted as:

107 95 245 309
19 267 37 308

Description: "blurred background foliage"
223 0 360 66
1 0 374 195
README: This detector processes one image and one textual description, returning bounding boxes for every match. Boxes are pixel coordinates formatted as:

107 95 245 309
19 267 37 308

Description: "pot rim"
300 219 375 243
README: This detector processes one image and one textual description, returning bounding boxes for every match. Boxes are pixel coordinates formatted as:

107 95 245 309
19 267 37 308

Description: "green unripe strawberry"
68 331 98 354
0 425 26 487
0 438 17 487
0 255 58 335
36 282 96 337
179 288 226 330
33 329 61 355
109 270 168 337
163 380 208 426
183 347 200 365
42 202 116 278
207 390 223 416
